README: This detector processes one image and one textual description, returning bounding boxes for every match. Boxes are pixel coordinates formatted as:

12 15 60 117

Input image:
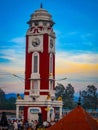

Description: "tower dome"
27 7 55 27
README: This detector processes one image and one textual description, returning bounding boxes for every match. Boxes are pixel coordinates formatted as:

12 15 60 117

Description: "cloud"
0 36 25 71
55 73 98 92
55 29 98 53
0 37 25 93
66 31 78 36
0 81 24 93
0 49 16 62
80 33 93 40
55 51 98 78
0 48 25 65
56 51 98 64
9 37 25 44
0 70 24 93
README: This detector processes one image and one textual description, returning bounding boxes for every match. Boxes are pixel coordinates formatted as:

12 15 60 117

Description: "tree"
81 85 98 110
55 83 75 109
0 112 8 127
55 83 65 98
6 97 16 110
0 88 16 110
0 88 6 109
63 83 75 109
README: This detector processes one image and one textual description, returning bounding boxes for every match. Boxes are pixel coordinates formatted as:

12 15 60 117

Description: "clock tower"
16 5 62 123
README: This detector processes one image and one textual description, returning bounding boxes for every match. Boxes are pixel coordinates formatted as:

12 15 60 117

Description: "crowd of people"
0 119 56 130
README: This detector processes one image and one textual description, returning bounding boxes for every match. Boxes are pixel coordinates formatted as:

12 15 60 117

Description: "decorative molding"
25 90 30 92
40 89 49 92
16 100 63 107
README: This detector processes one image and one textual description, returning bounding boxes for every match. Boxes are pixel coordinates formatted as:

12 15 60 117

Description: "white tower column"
47 105 51 122
16 105 19 119
59 106 62 119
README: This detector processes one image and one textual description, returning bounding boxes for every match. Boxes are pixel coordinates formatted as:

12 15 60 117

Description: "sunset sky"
0 0 98 93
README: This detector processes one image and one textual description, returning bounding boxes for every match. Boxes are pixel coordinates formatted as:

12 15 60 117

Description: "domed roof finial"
40 2 43 8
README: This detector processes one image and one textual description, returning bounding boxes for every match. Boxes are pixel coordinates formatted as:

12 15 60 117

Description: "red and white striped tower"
16 5 62 123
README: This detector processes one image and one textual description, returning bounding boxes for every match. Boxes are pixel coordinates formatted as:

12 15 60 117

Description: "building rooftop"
47 105 98 130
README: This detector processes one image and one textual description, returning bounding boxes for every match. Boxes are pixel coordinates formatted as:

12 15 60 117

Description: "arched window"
32 52 39 73
49 53 53 74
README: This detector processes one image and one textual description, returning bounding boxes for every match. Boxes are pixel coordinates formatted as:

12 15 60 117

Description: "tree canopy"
55 83 75 109
0 88 16 110
81 85 98 110
0 84 98 110
55 83 98 110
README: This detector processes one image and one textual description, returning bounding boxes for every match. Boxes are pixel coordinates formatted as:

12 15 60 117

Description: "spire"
40 2 43 8
77 97 81 106
77 91 81 106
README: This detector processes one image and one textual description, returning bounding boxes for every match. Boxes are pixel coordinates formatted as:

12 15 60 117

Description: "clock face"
32 38 40 47
50 39 54 48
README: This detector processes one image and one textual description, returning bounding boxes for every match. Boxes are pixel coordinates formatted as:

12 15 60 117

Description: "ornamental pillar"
16 105 19 119
59 106 62 119
47 105 51 122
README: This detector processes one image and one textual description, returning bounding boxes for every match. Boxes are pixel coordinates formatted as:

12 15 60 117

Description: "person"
0 112 8 129
13 120 18 130
30 120 35 130
34 120 38 130
24 120 29 130
43 121 48 128
8 121 14 130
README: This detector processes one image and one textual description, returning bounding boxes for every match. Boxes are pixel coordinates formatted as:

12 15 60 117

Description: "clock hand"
33 42 38 47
